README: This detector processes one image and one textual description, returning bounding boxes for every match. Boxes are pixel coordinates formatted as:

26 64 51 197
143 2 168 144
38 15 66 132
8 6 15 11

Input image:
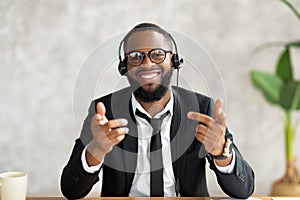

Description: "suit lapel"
122 98 138 193
170 90 182 182
109 88 138 194
170 88 199 192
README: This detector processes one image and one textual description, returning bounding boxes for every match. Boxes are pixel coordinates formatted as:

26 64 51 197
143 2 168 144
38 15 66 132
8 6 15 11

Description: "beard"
126 67 173 102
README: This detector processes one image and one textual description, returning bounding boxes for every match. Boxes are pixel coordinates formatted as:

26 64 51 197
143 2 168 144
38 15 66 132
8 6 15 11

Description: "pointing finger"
187 112 212 126
106 119 128 129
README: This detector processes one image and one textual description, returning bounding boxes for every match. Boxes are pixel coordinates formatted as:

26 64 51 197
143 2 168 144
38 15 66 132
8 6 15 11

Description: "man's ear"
170 53 175 69
171 53 178 70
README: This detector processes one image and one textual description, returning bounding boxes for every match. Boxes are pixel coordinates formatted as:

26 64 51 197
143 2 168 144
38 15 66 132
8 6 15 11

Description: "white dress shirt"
81 92 236 196
129 93 176 196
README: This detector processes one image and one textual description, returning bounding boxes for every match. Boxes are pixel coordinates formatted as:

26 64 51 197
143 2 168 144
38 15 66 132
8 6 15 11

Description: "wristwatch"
211 137 233 160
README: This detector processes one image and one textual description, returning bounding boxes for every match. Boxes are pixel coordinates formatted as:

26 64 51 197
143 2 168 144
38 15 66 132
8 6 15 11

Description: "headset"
118 31 184 76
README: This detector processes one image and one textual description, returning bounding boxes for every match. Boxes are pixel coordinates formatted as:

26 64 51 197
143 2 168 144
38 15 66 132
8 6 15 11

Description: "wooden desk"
26 198 219 200
26 197 274 200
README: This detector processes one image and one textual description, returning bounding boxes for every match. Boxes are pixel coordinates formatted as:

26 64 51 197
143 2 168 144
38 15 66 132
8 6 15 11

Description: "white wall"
1 0 300 197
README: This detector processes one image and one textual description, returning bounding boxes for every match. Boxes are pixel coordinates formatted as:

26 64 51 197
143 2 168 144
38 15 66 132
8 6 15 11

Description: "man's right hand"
86 102 129 166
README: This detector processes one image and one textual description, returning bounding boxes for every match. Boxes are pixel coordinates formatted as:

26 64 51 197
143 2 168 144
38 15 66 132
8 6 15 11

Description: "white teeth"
140 73 158 79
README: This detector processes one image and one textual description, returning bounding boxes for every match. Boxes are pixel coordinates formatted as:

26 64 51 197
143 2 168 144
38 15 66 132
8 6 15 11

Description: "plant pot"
271 181 300 196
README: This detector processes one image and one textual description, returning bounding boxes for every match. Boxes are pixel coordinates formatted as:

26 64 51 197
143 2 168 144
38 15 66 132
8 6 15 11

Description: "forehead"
125 30 171 52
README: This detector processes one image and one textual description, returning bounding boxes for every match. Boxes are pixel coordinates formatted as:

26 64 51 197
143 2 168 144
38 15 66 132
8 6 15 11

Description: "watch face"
223 138 233 157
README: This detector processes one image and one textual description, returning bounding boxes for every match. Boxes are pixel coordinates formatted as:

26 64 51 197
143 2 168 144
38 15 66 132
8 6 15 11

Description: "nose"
141 53 153 65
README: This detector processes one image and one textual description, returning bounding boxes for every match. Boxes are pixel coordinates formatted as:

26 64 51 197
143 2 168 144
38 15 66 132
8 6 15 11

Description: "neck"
136 87 171 117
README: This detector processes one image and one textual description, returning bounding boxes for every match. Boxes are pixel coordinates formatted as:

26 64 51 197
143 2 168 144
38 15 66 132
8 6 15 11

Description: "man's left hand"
187 98 227 157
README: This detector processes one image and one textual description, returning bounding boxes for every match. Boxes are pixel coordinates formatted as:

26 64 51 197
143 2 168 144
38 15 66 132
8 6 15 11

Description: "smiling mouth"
139 72 160 79
137 69 162 82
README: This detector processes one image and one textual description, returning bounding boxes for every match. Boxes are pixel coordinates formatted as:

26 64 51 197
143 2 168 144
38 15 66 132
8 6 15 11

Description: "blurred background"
1 0 300 197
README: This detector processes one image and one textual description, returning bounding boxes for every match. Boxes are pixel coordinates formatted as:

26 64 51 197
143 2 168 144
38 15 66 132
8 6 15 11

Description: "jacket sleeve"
60 101 101 200
208 139 255 198
206 99 255 199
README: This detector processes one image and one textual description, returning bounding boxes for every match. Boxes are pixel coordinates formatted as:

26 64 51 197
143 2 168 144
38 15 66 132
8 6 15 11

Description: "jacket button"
239 173 245 182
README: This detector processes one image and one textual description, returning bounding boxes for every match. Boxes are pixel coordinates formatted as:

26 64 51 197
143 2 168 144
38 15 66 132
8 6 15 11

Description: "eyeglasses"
125 48 172 66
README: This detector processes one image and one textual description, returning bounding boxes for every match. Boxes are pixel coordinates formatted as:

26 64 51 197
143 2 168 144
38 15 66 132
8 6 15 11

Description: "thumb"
213 98 223 119
96 102 108 125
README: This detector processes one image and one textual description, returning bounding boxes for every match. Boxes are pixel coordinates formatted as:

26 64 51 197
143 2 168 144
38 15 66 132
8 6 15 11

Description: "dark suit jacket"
61 87 254 199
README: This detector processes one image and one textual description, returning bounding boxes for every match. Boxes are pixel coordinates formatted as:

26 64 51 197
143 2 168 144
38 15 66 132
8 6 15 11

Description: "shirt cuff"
81 146 102 173
214 149 236 173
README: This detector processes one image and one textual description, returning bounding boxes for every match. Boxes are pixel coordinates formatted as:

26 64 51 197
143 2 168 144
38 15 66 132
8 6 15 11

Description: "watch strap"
211 137 233 160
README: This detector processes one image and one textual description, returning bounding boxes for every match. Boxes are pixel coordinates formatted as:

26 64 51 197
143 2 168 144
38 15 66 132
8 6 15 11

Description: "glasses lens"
149 49 166 64
127 52 144 66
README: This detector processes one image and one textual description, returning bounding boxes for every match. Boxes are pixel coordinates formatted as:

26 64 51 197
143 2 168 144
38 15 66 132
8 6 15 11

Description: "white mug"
0 171 27 200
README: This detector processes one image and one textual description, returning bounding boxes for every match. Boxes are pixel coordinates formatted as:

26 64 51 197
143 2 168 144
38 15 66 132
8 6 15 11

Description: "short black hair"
122 23 172 51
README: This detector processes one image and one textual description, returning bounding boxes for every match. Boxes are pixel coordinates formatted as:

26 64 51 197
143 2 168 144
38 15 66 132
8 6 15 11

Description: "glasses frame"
125 48 172 66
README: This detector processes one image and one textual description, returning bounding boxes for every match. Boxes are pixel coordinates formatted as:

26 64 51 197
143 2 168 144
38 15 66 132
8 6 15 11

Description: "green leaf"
250 70 284 104
287 41 300 48
276 48 293 82
279 81 300 110
280 0 300 22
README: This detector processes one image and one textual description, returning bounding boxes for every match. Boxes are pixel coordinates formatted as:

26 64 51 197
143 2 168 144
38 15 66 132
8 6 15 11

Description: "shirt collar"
131 92 174 119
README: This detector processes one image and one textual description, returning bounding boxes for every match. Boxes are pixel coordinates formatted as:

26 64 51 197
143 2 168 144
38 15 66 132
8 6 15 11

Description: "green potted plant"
250 0 300 196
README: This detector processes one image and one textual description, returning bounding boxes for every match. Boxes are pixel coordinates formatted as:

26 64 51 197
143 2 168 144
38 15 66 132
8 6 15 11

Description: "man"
61 23 254 199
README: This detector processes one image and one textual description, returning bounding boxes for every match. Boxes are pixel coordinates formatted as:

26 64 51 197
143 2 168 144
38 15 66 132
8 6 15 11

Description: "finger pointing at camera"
86 102 129 166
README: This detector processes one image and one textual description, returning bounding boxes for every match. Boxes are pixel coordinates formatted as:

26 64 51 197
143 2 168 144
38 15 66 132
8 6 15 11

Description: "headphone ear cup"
171 54 182 70
118 58 127 76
